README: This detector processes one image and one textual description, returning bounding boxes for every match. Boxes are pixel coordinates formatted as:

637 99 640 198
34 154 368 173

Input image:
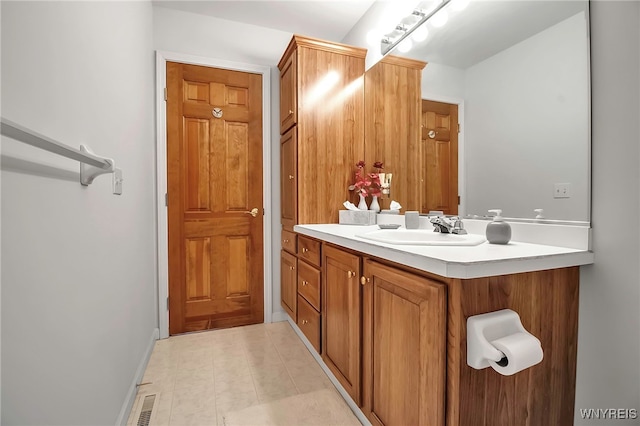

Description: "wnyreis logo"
579 408 638 420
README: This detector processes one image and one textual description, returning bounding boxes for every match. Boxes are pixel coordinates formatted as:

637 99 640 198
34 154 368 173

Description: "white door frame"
155 50 272 339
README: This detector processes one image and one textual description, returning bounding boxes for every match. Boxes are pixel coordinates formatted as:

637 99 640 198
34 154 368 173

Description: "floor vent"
136 394 156 426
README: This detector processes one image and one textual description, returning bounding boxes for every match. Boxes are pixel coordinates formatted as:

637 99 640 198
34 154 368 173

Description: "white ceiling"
152 0 588 69
153 0 377 42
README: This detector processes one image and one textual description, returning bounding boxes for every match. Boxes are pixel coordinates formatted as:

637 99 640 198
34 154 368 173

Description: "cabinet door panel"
322 245 361 404
362 259 446 426
280 250 297 320
279 52 297 134
280 127 297 227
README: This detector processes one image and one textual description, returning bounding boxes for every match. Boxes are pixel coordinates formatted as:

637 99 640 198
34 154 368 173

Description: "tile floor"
127 321 348 426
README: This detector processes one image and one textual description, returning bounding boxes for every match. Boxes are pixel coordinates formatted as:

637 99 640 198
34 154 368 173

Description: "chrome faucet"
430 216 467 234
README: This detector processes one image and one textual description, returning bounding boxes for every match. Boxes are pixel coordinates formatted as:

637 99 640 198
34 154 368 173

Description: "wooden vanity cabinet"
362 259 446 426
318 241 580 426
322 245 362 404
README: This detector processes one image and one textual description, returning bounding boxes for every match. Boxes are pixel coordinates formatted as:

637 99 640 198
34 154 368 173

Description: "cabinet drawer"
281 229 297 254
297 295 321 353
298 260 321 311
298 236 321 267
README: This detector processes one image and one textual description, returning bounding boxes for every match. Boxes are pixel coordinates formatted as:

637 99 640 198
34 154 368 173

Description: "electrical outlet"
554 183 571 199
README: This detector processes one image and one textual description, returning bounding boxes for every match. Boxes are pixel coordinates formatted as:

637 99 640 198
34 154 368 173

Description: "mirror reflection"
361 1 591 222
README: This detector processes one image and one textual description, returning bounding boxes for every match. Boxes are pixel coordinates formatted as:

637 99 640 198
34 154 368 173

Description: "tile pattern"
127 322 343 426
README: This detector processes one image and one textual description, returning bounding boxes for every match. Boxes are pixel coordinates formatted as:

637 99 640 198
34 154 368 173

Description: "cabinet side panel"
450 267 579 426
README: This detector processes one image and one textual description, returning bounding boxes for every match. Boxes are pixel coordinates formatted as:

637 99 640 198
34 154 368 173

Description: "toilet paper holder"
467 309 539 370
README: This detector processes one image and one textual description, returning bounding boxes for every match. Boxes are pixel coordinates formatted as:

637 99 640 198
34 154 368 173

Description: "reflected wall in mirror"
349 0 591 223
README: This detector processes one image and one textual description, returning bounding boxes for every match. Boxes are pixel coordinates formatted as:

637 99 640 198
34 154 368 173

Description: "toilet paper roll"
487 332 543 376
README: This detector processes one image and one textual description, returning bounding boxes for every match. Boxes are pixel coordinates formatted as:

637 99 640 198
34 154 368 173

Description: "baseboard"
116 327 159 426
285 317 372 426
271 310 289 323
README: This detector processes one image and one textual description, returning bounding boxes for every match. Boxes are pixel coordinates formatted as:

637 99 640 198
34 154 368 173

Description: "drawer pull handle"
302 280 309 286
302 248 309 253
302 319 309 325
360 276 370 286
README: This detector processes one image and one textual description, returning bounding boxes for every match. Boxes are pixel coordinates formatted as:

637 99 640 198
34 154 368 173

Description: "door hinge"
164 88 167 101
458 195 461 205
165 193 168 207
263 208 265 216
457 123 461 133
166 297 169 310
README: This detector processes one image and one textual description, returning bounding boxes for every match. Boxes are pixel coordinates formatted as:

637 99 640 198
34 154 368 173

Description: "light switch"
113 168 123 195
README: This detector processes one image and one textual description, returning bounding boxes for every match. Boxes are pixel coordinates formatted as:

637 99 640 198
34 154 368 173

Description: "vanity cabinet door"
322 245 362 405
362 259 446 426
280 250 297 321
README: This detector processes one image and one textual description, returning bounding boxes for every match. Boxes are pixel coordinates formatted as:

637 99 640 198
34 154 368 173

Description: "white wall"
464 12 590 221
421 62 466 100
1 2 157 424
575 2 640 424
153 6 293 319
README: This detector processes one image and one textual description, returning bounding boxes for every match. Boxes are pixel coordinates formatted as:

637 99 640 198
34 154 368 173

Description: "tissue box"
339 210 377 225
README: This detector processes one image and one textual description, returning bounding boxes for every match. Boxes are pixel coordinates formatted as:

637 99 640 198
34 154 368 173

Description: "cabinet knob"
302 280 309 286
288 175 294 180
283 239 289 243
302 248 309 253
289 110 294 115
347 270 356 278
302 319 309 325
290 266 295 271
360 276 370 286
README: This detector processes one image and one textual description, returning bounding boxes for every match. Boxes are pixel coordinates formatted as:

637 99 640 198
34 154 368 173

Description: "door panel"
167 61 264 334
421 99 459 215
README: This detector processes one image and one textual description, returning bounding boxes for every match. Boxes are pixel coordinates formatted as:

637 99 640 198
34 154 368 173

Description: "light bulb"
431 10 448 27
411 25 429 42
398 37 413 53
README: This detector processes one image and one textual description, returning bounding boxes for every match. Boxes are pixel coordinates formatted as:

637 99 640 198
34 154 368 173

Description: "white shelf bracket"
80 144 115 186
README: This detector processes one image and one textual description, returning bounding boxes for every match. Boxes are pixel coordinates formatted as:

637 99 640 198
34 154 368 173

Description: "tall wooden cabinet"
364 55 426 211
278 35 366 226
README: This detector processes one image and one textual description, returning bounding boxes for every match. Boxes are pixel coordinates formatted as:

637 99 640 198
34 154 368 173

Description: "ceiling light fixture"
380 0 450 56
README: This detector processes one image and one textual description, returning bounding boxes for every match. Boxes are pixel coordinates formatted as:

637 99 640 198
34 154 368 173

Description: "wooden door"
421 99 459 215
322 245 362 404
280 127 297 228
362 259 446 426
166 62 263 334
280 250 297 320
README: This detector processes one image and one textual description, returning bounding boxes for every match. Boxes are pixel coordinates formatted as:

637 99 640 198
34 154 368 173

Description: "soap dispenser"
486 209 511 244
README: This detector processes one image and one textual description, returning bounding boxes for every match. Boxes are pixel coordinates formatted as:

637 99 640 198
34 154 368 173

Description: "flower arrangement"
351 161 382 197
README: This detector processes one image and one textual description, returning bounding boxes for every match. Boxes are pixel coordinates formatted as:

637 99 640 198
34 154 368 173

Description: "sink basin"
356 229 486 246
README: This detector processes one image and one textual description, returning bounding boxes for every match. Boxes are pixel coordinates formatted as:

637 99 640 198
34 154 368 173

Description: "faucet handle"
451 217 468 235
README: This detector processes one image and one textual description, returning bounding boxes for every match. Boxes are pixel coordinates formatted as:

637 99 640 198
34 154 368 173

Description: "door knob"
245 208 259 217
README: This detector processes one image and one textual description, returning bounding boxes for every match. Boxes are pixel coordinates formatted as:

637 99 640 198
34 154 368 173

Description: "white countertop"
294 224 595 279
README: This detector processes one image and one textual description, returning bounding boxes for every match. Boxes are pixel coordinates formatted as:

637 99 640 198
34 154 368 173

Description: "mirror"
348 0 591 223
